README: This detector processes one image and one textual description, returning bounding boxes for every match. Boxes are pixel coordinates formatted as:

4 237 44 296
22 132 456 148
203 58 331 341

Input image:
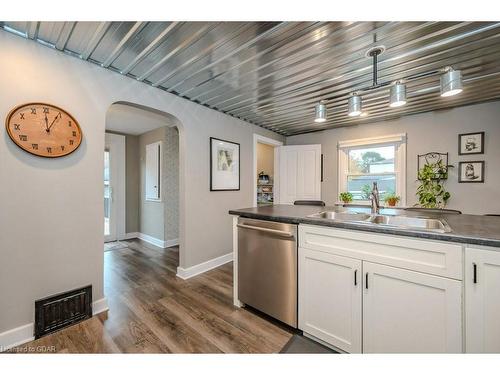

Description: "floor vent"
35 285 92 339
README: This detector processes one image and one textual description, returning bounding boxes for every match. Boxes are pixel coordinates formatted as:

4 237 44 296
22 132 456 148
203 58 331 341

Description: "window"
338 134 406 205
145 141 162 201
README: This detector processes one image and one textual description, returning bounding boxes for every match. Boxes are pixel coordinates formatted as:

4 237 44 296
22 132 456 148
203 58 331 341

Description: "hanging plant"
416 160 452 208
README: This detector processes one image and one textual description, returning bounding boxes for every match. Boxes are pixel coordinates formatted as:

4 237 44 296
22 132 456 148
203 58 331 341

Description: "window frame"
338 134 407 206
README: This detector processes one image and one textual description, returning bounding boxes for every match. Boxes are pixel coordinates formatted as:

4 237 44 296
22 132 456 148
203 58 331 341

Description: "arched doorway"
104 101 185 267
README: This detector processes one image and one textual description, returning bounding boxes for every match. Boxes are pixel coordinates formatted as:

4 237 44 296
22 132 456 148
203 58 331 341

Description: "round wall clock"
5 103 82 158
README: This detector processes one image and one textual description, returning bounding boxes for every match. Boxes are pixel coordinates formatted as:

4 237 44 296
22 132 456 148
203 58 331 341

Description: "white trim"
232 215 243 307
145 140 163 202
176 252 233 280
338 133 407 207
92 298 109 315
105 133 126 242
0 298 109 352
165 238 179 248
253 134 283 207
120 232 140 240
0 323 34 352
138 233 167 248
118 232 178 248
338 133 407 149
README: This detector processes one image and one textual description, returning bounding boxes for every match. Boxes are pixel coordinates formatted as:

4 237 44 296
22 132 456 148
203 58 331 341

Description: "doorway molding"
104 132 126 242
253 134 283 207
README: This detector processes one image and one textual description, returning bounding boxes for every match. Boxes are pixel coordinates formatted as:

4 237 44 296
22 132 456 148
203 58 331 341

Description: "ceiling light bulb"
389 82 407 107
314 101 327 123
348 94 362 117
440 68 463 97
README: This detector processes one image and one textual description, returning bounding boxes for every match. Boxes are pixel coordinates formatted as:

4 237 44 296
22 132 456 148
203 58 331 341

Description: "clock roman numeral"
68 120 72 127
72 131 77 137
61 145 65 151
31 108 37 115
14 124 20 130
46 147 52 154
20 113 25 120
69 140 74 145
19 134 28 141
43 107 49 114
32 143 38 150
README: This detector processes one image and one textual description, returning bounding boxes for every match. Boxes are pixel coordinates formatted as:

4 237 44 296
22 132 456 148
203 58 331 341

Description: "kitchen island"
229 205 500 353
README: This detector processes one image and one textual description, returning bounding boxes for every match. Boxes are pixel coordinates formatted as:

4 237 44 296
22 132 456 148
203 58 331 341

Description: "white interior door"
363 262 462 353
299 248 362 353
104 149 115 242
104 133 126 243
278 144 321 204
466 247 500 353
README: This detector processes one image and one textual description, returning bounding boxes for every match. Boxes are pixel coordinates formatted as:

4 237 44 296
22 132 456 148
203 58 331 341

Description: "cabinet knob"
354 269 358 286
473 263 477 284
365 272 369 289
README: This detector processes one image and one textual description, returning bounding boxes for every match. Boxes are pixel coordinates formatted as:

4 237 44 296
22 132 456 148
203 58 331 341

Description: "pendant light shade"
440 69 463 97
389 82 407 107
314 101 327 123
348 94 362 117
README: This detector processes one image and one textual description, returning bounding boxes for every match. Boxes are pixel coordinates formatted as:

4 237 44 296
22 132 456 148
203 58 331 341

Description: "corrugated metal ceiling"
2 21 500 136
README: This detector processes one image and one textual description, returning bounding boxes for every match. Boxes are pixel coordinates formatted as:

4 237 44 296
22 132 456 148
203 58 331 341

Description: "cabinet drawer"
299 225 463 280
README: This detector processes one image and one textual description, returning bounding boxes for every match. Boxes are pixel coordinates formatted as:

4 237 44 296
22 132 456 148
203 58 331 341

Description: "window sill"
335 202 406 209
145 198 163 203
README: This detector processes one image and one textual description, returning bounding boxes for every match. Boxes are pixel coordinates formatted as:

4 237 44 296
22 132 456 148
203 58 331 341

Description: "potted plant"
339 192 353 204
383 191 401 207
416 160 451 208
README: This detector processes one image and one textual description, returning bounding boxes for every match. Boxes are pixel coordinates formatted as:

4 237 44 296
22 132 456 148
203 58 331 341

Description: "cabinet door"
299 248 362 353
466 247 500 353
363 262 462 353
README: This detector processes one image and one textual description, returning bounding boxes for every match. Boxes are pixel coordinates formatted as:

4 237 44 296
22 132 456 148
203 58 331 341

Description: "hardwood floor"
10 239 293 353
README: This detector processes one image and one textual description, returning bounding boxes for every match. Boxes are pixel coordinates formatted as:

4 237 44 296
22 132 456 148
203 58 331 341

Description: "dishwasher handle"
237 223 294 238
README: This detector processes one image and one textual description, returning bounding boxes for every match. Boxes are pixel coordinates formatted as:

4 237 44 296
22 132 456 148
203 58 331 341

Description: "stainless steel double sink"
307 211 452 233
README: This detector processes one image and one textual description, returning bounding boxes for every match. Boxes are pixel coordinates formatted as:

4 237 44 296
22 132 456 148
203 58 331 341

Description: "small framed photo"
458 131 484 155
458 161 485 183
210 137 240 191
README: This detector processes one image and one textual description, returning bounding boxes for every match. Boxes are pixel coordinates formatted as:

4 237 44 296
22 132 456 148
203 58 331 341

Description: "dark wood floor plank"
10 240 292 353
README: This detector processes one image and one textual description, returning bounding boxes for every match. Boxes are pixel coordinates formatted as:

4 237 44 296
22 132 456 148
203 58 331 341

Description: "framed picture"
458 161 485 183
458 131 484 155
210 137 240 191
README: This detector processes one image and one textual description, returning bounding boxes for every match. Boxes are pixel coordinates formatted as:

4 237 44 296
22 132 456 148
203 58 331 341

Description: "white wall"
0 31 283 334
286 101 500 215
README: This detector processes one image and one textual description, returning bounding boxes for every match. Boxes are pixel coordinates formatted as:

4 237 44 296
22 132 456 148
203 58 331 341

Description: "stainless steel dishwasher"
237 217 298 327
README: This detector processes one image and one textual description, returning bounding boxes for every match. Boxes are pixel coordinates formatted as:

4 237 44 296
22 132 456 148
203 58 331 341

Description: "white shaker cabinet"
362 262 462 353
465 247 500 353
298 224 464 353
298 248 362 353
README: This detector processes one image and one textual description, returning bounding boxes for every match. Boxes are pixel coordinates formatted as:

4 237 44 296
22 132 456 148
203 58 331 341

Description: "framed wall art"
210 137 240 191
458 161 485 183
458 131 484 155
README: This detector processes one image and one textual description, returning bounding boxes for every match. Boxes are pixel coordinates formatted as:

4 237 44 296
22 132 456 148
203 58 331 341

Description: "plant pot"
386 199 398 207
342 200 352 204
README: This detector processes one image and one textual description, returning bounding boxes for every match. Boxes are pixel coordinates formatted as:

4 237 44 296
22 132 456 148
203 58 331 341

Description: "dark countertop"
229 205 500 248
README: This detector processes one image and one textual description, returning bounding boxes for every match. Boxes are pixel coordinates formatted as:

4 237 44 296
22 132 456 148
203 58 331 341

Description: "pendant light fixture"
389 81 407 107
440 67 463 97
314 100 327 122
348 94 362 117
311 44 464 123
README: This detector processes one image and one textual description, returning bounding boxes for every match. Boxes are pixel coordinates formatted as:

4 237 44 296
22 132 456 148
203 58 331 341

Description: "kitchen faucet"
370 182 380 214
